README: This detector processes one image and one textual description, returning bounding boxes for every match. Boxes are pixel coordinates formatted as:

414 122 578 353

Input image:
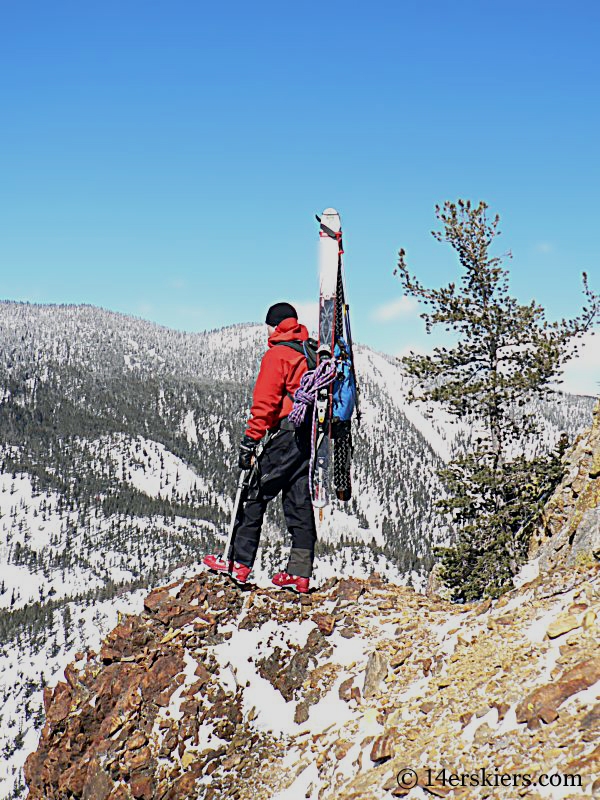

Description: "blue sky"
1 1 598 393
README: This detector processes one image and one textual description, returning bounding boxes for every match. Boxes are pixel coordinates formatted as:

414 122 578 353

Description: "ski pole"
221 468 250 562
221 430 271 562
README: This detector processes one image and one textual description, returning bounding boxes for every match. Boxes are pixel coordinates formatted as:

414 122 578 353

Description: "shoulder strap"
272 340 318 369
271 341 306 357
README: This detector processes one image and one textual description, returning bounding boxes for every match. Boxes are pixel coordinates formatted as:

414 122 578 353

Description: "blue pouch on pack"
332 338 356 423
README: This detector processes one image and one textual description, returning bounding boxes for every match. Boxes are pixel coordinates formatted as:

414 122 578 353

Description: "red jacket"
245 318 310 440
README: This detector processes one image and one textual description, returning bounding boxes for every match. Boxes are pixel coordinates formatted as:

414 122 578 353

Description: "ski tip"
318 208 341 234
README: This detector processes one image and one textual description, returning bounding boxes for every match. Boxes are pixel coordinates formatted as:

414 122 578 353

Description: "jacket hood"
267 317 309 346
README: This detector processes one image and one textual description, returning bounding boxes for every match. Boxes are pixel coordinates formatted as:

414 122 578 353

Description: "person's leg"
280 423 318 578
281 473 317 577
229 494 268 567
229 431 289 567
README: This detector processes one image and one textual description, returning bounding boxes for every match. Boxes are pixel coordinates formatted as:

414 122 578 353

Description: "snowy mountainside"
354 347 454 461
0 300 594 595
0 299 594 600
0 300 452 588
355 346 596 462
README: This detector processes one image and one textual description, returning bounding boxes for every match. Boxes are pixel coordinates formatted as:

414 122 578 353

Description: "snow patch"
213 618 315 736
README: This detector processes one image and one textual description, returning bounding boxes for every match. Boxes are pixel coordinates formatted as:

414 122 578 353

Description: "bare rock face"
530 400 600 570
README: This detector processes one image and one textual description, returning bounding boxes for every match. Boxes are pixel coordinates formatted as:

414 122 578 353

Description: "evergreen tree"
396 200 598 600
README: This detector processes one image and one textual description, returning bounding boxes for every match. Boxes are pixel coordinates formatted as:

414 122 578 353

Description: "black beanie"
265 302 298 327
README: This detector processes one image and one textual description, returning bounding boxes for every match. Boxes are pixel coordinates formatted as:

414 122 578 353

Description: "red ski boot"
203 554 251 584
271 571 310 594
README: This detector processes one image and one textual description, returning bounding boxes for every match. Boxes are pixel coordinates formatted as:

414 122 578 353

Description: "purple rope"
288 359 337 426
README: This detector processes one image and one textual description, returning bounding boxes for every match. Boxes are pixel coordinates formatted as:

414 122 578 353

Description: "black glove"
238 435 259 470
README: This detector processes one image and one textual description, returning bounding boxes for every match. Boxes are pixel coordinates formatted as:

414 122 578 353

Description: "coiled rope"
288 359 337 426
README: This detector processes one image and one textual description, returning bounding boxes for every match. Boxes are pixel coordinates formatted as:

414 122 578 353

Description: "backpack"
273 337 356 423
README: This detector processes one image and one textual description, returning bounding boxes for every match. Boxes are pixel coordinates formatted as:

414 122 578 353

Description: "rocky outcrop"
25 563 600 799
529 399 600 571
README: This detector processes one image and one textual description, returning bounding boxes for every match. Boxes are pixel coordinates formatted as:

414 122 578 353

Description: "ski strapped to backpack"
277 209 360 516
319 210 360 507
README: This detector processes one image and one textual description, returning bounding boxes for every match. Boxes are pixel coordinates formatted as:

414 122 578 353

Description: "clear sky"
1 1 598 394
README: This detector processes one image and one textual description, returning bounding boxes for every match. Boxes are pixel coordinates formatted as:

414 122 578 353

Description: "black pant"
229 422 317 578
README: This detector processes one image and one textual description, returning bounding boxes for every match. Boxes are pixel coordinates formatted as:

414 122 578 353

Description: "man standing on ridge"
203 302 317 593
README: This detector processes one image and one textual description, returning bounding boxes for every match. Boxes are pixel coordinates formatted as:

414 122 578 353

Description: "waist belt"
268 416 296 433
278 416 296 431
